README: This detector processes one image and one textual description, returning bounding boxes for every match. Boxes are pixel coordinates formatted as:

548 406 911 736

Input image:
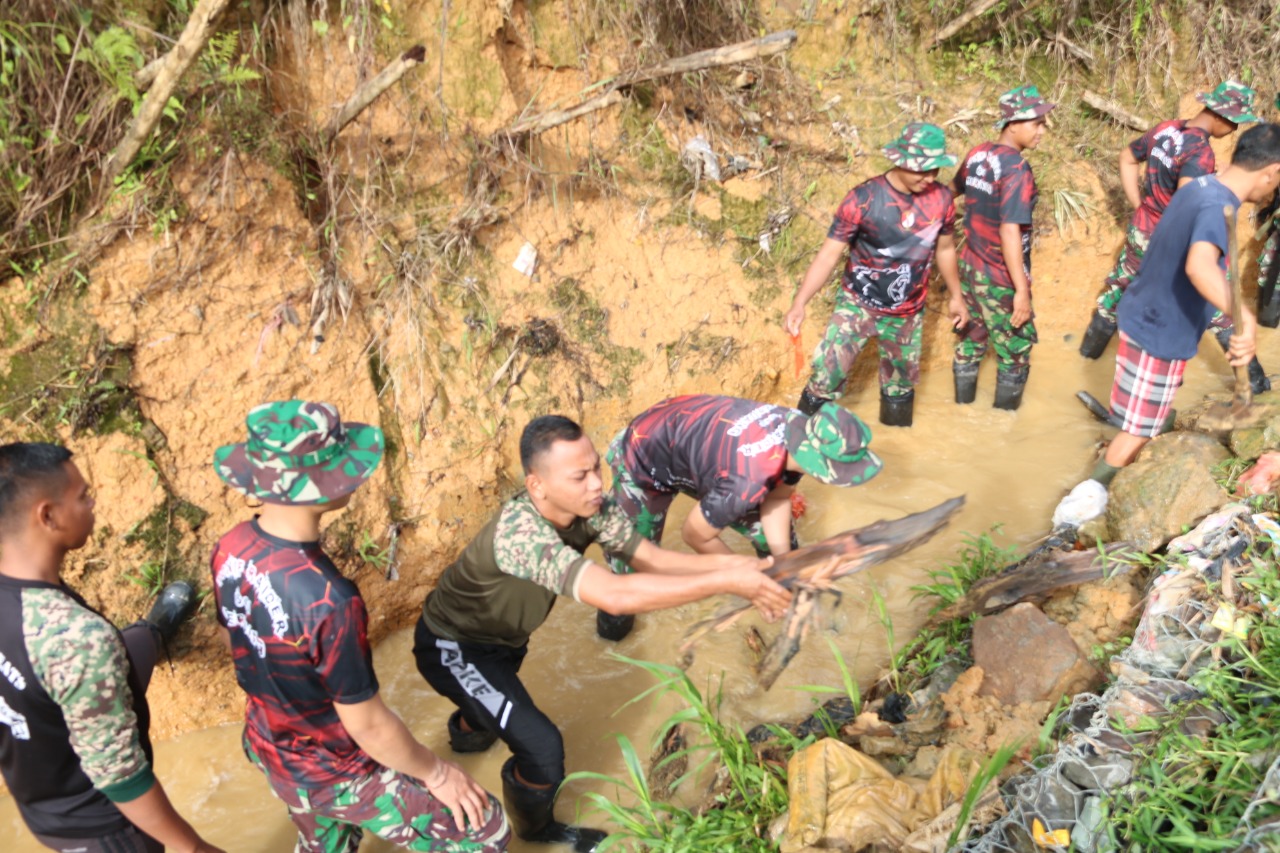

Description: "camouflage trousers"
1096 224 1150 324
803 289 922 400
954 260 1037 369
1259 220 1280 309
245 737 509 853
605 432 785 566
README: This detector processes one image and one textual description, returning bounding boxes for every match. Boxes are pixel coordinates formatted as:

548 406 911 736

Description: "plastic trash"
1052 479 1108 527
1236 451 1280 496
681 135 721 182
512 242 537 277
1166 503 1249 556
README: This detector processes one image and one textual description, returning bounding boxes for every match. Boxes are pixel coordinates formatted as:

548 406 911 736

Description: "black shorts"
412 617 565 786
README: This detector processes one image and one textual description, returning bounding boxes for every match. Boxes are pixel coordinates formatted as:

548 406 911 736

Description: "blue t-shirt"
1118 175 1238 361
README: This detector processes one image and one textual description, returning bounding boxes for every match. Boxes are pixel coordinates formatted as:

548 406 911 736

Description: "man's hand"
947 294 970 330
783 304 805 337
1011 291 1032 328
729 568 791 622
1229 312 1258 367
424 758 492 832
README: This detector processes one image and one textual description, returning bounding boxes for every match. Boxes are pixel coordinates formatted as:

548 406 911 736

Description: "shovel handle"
1225 204 1251 408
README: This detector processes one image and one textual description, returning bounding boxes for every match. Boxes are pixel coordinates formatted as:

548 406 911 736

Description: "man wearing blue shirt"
1092 123 1280 486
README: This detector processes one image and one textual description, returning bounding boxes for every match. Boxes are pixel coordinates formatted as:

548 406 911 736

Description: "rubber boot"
447 710 498 754
993 366 1029 412
953 362 979 405
144 581 197 644
1079 311 1117 360
796 387 826 416
596 609 635 642
879 390 914 427
1215 327 1271 394
501 758 607 852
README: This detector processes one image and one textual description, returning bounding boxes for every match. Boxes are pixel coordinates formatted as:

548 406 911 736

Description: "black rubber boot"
447 710 498 754
1215 326 1271 394
879 390 914 427
144 581 197 644
501 758 607 852
1079 311 1117 360
993 366 1029 411
953 362 979 405
796 387 826 416
596 609 635 642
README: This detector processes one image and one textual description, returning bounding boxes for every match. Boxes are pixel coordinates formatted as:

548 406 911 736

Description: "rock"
1106 431 1231 552
1061 753 1134 791
1071 795 1107 853
1221 393 1280 458
972 603 1102 706
1018 774 1082 830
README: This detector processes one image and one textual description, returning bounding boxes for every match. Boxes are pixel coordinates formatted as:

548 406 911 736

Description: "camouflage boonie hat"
214 400 383 505
995 84 1057 129
1197 81 1261 125
882 122 957 172
784 403 881 488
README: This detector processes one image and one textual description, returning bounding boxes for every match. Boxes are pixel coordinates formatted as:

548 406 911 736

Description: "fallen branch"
1082 90 1150 132
930 0 1001 48
101 0 231 193
498 30 798 138
327 45 427 142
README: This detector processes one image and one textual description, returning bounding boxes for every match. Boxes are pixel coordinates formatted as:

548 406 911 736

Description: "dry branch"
327 45 428 142
930 0 1002 48
101 0 231 193
1082 90 1150 132
498 30 798 138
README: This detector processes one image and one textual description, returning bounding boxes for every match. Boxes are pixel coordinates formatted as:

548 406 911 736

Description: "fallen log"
497 30 798 138
1082 90 1150 132
931 542 1135 623
680 495 965 689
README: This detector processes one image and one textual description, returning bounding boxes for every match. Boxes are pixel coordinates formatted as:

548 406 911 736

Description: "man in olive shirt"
412 415 790 852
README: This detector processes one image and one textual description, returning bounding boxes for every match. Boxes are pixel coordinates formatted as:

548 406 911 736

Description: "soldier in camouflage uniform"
785 122 967 427
0 442 219 853
211 401 508 853
412 415 796 852
1079 81 1269 394
950 85 1056 410
1255 92 1280 329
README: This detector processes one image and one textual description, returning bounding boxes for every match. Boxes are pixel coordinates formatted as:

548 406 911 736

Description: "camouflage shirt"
0 576 154 838
422 492 644 647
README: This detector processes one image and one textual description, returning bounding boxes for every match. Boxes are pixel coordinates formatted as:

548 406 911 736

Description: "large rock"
972 603 1100 706
1106 431 1230 552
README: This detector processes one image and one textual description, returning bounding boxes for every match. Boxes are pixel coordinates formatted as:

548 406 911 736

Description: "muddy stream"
4 331 1269 851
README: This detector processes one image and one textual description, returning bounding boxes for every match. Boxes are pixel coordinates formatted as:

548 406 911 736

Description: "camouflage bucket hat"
882 122 957 172
784 403 882 488
995 84 1057 129
1198 81 1261 125
214 400 383 505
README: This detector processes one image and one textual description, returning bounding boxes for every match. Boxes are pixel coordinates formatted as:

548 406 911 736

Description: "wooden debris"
327 45 428 142
930 0 1002 49
680 496 965 688
1081 90 1150 132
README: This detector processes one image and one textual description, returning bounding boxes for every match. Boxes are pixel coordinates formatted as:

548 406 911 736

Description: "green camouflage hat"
882 122 957 172
214 400 383 505
995 84 1057 129
784 403 881 488
1274 91 1280 114
1198 81 1261 124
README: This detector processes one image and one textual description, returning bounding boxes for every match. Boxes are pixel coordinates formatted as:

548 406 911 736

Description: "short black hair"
1233 123 1280 170
519 416 583 474
0 443 73 531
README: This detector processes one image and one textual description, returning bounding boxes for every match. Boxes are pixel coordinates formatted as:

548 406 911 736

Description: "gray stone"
1061 754 1134 791
1107 431 1231 552
973 603 1101 706
1071 796 1107 853
1020 774 1083 828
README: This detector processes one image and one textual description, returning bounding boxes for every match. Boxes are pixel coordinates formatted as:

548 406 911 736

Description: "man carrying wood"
1090 124 1280 486
597 394 883 640
784 122 967 427
1080 82 1267 395
951 85 1055 410
411 415 792 853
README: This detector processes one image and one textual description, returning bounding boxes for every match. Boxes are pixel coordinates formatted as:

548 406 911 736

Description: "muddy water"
4 333 1271 852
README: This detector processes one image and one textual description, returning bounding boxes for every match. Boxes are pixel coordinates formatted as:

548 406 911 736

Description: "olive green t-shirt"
422 492 644 647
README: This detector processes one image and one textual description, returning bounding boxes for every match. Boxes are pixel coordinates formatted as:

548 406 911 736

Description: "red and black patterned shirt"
953 142 1037 283
828 174 956 317
211 520 379 787
1128 118 1216 236
621 395 802 530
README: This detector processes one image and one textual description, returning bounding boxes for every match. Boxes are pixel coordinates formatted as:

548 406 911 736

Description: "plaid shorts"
1109 332 1185 437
